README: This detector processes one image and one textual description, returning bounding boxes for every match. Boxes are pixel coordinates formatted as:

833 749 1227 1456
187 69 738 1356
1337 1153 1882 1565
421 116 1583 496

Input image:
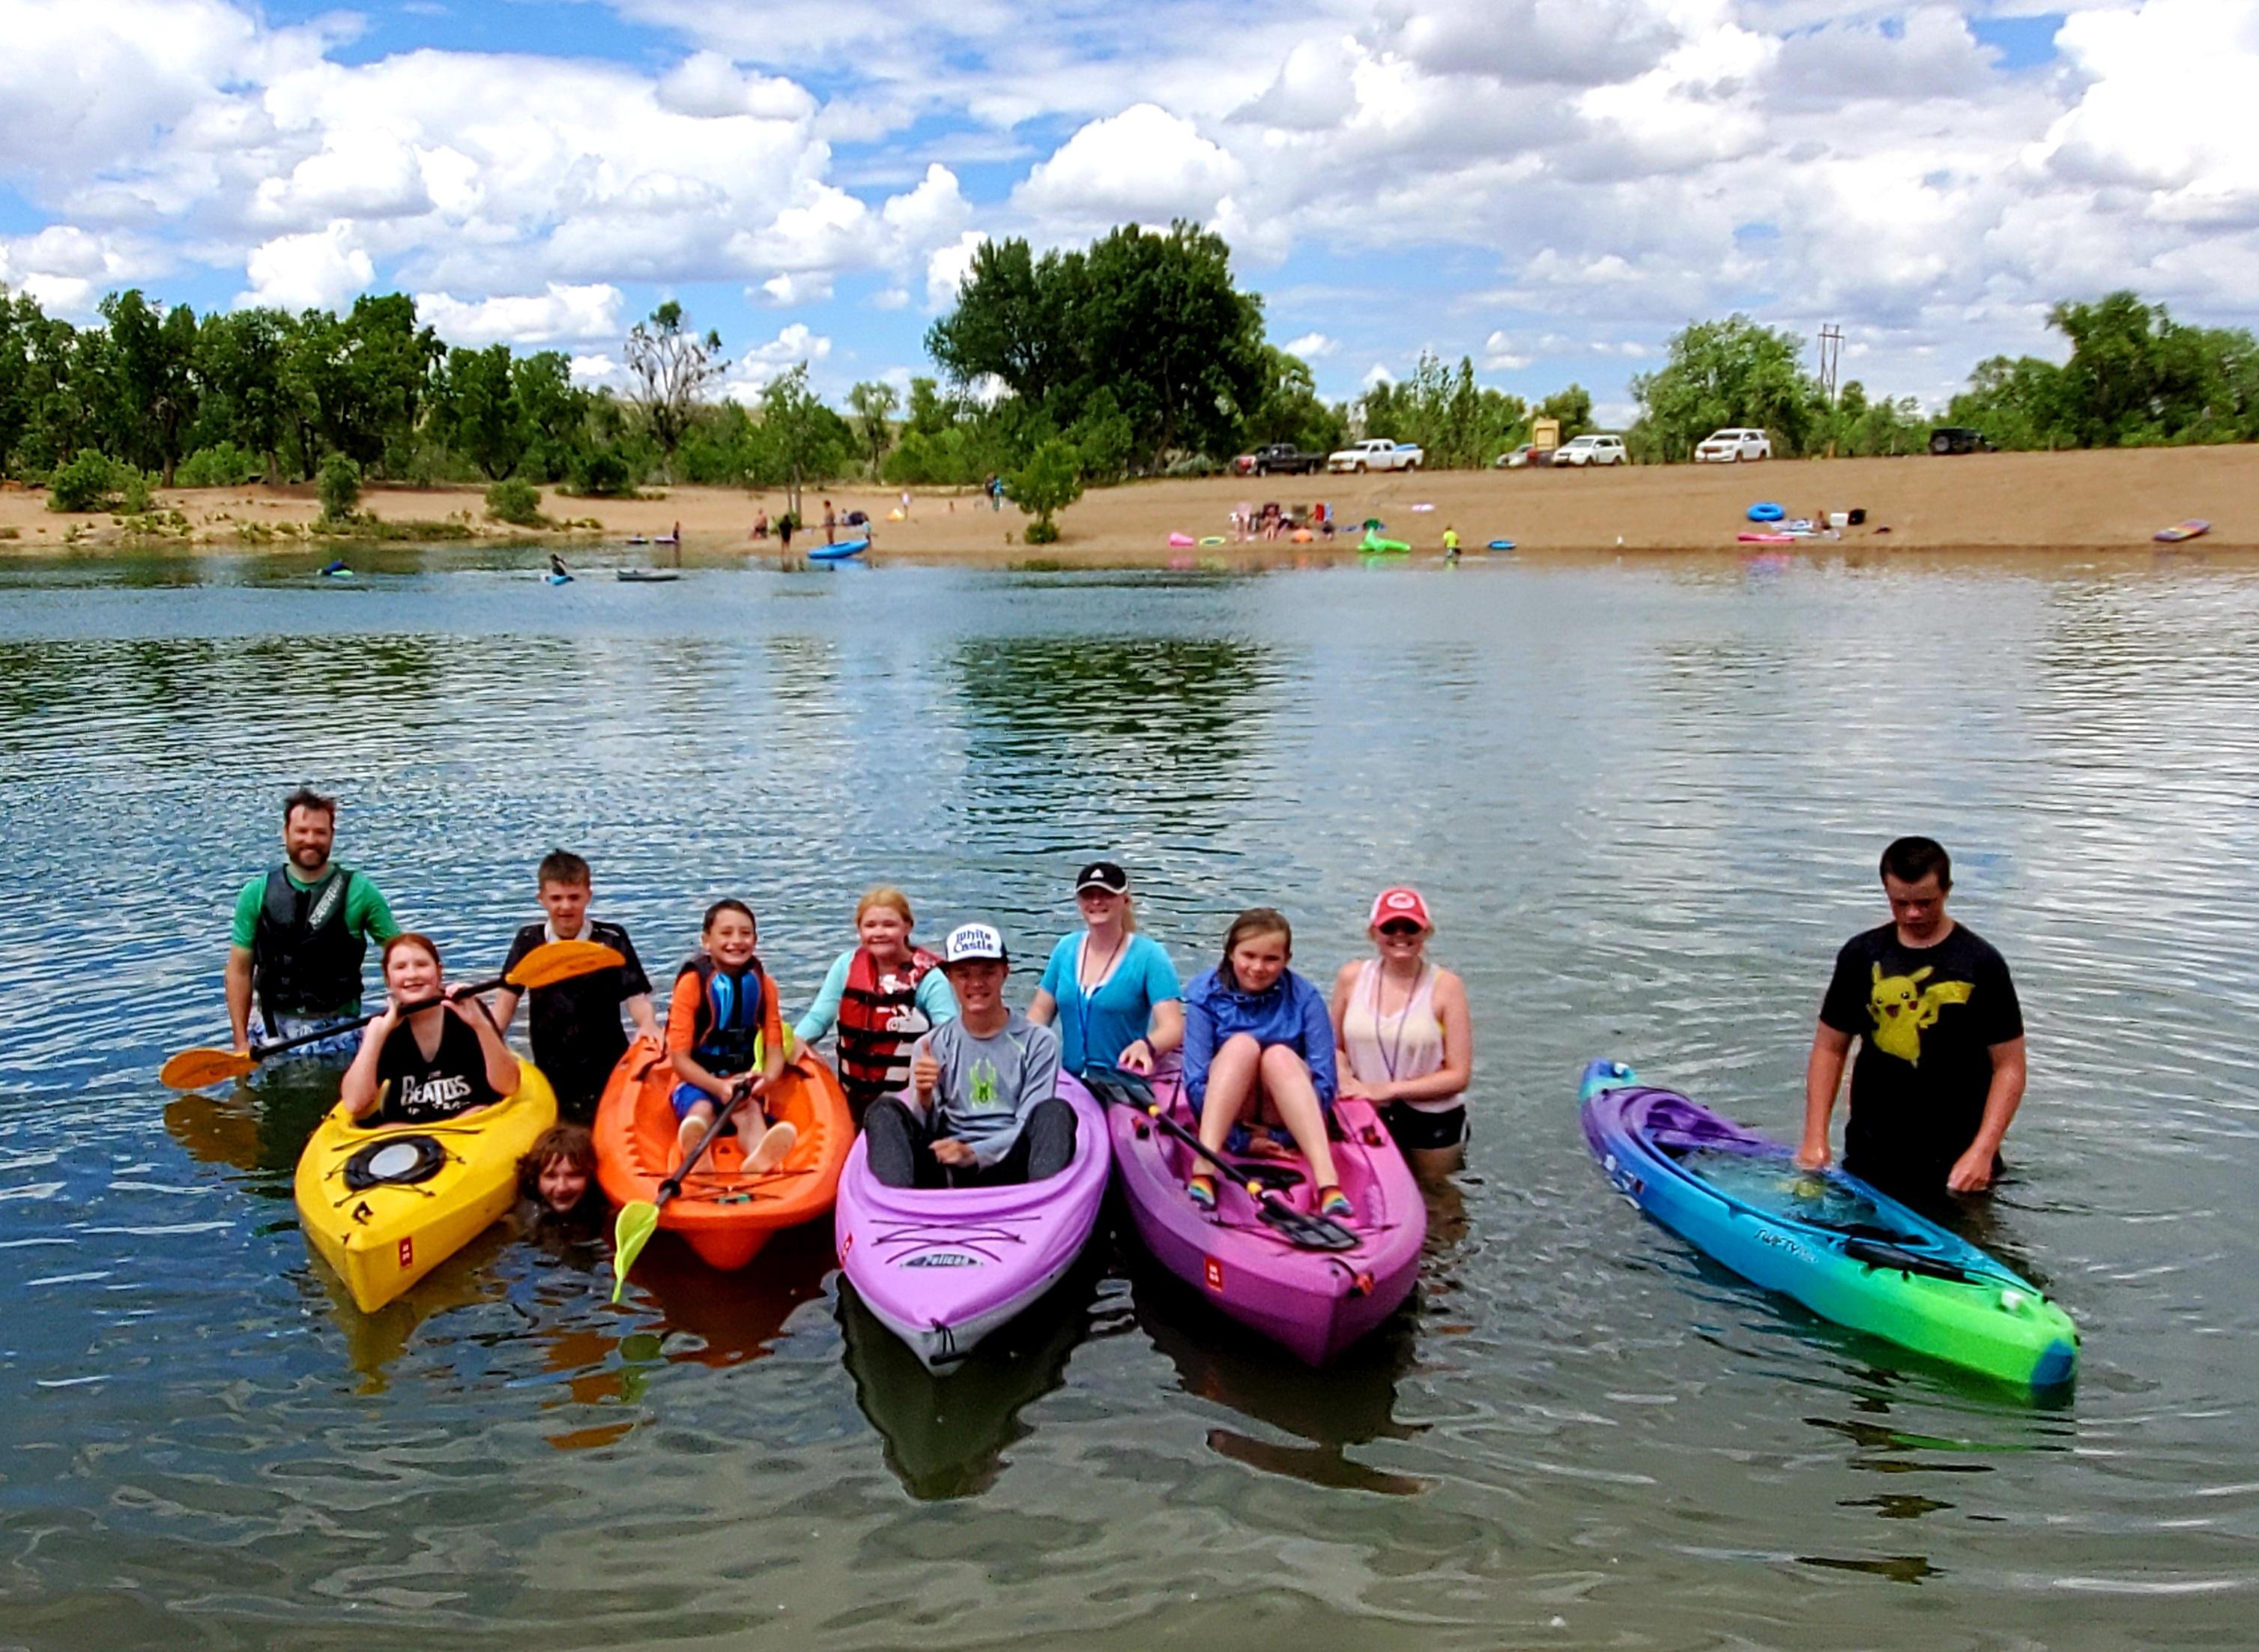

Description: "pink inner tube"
835 1074 1109 1371
1107 1073 1424 1365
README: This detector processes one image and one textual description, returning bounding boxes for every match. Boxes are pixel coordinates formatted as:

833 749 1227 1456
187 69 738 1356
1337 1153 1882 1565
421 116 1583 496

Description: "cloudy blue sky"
0 0 2252 423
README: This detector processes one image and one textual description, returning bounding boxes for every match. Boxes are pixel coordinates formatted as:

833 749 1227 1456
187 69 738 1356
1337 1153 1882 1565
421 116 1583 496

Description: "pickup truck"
1328 438 1424 473
1233 443 1326 476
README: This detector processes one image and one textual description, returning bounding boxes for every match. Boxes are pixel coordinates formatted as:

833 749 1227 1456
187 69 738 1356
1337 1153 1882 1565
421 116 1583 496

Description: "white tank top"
1341 960 1459 1113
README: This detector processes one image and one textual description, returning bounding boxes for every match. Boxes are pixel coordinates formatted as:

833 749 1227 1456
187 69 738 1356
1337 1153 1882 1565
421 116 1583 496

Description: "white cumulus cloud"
416 282 626 348
1014 103 1245 226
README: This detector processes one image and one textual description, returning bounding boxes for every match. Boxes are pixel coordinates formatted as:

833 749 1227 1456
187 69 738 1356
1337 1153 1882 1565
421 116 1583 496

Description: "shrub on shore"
49 453 151 514
318 455 361 521
485 478 547 526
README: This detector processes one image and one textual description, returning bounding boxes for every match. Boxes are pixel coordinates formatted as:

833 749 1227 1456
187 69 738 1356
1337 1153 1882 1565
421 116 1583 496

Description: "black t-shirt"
376 1008 505 1124
502 920 652 1117
1820 921 2023 1183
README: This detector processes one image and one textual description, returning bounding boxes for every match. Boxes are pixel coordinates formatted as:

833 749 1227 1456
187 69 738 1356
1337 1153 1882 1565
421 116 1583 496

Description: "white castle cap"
943 922 1008 965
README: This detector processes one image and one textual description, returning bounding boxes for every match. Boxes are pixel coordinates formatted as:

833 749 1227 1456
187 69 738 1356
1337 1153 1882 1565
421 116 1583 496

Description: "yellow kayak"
294 1060 557 1313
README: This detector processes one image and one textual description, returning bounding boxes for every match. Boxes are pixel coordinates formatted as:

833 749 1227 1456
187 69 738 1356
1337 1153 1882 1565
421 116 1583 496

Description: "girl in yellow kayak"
340 934 521 1125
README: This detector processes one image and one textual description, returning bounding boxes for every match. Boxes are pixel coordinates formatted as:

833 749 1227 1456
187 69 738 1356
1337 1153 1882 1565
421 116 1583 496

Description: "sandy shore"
0 446 2248 562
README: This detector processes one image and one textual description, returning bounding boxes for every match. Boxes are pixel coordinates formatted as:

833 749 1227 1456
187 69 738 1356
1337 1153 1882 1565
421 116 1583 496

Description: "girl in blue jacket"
1181 907 1350 1218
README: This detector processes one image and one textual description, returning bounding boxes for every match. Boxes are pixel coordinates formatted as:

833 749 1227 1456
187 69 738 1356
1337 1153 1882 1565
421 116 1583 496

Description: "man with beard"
226 787 402 1056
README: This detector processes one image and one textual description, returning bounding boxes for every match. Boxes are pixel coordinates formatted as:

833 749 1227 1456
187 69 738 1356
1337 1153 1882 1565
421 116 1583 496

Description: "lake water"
3 544 2255 1648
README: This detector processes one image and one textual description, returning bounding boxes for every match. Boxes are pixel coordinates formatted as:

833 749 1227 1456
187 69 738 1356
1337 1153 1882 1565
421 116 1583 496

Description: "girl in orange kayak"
667 899 794 1173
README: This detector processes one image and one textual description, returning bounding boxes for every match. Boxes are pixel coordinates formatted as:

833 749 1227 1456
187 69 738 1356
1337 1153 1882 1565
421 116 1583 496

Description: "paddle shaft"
1086 1068 1356 1247
656 1074 758 1206
247 972 512 1061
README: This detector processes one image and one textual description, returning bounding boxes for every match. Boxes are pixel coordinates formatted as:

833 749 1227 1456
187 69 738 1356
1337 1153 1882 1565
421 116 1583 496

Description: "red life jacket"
836 945 939 1116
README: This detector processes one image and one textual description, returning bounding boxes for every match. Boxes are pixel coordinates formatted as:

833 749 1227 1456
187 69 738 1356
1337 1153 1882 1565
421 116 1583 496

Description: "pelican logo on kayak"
906 1252 978 1268
1756 1228 1811 1262
397 1237 413 1269
1203 1256 1225 1292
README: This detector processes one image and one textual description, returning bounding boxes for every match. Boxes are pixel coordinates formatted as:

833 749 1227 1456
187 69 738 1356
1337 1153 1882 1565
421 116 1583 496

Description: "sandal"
1186 1173 1217 1211
746 1121 798 1174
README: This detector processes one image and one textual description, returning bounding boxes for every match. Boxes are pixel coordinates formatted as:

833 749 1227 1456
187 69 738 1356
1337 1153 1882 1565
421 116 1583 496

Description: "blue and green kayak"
1579 1059 2078 1390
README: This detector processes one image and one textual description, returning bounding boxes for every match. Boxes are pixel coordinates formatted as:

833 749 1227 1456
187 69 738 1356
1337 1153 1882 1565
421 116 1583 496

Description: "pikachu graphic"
1867 963 1972 1065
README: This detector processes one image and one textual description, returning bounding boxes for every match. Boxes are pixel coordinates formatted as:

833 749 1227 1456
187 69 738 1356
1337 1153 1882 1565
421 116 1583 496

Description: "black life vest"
836 945 939 1114
678 953 769 1072
253 865 366 1020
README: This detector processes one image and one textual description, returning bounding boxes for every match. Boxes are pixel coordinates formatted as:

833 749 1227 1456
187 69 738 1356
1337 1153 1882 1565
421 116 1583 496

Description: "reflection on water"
838 1271 1094 1501
6 554 2259 1645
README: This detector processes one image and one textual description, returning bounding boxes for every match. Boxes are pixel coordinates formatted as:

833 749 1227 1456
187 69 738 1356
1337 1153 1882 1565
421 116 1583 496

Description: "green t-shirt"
231 866 402 949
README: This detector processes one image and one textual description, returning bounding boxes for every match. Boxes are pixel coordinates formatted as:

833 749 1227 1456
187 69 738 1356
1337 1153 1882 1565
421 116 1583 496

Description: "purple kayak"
833 1074 1108 1370
1103 1072 1424 1366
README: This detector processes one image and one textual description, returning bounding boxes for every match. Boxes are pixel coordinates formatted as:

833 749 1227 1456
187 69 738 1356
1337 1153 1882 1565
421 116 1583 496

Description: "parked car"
1928 426 1996 456
1327 438 1424 473
1495 443 1540 469
1693 427 1772 463
1553 434 1629 468
1233 442 1327 476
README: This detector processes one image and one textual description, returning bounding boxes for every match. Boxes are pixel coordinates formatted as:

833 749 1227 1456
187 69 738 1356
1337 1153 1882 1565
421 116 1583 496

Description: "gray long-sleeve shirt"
919 1013 1061 1168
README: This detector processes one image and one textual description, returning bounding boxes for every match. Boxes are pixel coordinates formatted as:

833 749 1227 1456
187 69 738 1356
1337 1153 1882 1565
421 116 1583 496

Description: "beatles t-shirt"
376 1009 505 1124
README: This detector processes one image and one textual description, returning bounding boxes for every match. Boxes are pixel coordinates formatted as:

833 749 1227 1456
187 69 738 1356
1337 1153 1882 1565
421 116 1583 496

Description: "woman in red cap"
1331 887 1473 1176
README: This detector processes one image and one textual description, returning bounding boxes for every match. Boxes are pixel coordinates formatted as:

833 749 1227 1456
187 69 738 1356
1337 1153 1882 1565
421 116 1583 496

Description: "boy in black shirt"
490 850 660 1122
1799 837 2027 1202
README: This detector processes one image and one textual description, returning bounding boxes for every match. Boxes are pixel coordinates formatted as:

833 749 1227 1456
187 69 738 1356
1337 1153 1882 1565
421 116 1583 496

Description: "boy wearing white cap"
863 923 1077 1188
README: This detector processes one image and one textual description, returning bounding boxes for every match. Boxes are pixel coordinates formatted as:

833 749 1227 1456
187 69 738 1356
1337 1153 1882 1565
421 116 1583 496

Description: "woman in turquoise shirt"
1027 862 1183 1077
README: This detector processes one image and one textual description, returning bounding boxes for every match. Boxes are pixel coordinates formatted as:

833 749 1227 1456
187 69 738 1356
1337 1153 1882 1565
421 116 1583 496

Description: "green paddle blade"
611 1199 660 1303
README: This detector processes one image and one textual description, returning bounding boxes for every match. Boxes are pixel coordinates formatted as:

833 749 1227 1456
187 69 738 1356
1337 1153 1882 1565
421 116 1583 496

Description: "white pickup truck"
1327 438 1424 473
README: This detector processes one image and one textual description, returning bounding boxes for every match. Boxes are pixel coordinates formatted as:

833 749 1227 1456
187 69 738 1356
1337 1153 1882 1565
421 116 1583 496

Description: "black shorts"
1379 1101 1467 1152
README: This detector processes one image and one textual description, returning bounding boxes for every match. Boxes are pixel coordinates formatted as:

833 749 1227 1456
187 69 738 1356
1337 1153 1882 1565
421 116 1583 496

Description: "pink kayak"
1098 1071 1424 1365
833 1074 1108 1370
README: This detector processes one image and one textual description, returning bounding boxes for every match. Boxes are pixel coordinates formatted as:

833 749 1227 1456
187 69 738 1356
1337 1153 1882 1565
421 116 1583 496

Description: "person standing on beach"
1797 837 2027 1202
226 788 402 1055
751 509 769 541
900 489 913 521
822 500 837 545
778 513 795 551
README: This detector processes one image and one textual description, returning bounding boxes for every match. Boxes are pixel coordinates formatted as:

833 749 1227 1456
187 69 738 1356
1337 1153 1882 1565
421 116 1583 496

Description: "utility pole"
1818 324 1843 458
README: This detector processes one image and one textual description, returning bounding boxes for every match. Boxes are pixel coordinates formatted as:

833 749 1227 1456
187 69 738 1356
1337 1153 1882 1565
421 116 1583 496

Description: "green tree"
288 295 440 474
1006 436 1084 543
928 222 1266 470
96 291 200 485
752 366 850 518
625 300 725 476
1630 317 1824 460
845 380 899 476
1242 347 1349 456
195 308 294 479
1535 384 1594 441
317 453 360 520
432 343 527 479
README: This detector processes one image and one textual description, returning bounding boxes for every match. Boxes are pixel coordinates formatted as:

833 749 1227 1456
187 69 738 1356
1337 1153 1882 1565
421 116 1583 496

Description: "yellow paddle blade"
509 937 626 990
159 1047 258 1091
611 1199 660 1303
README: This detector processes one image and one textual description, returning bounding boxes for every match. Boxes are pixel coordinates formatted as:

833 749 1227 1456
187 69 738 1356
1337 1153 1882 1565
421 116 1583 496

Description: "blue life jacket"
679 953 768 1072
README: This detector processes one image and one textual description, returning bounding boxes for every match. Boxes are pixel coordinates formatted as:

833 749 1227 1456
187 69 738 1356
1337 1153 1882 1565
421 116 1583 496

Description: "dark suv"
1929 426 1996 455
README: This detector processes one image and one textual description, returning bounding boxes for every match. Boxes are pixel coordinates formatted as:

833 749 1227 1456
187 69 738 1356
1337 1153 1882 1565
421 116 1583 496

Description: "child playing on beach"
516 1122 605 1225
491 850 660 1124
1182 907 1349 1217
667 899 794 1173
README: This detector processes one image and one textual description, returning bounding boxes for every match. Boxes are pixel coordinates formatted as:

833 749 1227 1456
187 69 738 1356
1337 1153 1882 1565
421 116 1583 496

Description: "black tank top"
375 1009 503 1124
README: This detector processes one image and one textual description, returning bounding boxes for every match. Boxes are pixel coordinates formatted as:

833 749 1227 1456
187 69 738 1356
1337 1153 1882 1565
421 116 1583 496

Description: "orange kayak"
593 1036 853 1269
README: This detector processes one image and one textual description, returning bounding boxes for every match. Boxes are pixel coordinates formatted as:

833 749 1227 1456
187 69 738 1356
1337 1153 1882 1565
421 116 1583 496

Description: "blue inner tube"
1747 502 1784 523
1487 539 1516 551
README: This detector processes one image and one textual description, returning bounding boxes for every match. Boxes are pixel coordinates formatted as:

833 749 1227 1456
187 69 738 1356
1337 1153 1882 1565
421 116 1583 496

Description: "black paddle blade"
1255 1196 1360 1252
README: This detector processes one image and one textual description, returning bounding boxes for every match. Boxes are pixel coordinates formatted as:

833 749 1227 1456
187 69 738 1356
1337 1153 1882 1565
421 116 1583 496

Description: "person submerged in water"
340 934 520 1125
1182 907 1350 1219
668 899 795 1174
1798 836 2027 1202
862 924 1076 1189
516 1122 605 1227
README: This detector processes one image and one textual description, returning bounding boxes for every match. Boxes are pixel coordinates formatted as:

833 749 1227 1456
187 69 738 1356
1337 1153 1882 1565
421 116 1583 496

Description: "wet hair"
381 932 442 972
1879 837 1953 892
702 898 756 934
538 849 591 889
517 1123 602 1218
282 786 336 826
855 886 914 928
1218 907 1292 988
